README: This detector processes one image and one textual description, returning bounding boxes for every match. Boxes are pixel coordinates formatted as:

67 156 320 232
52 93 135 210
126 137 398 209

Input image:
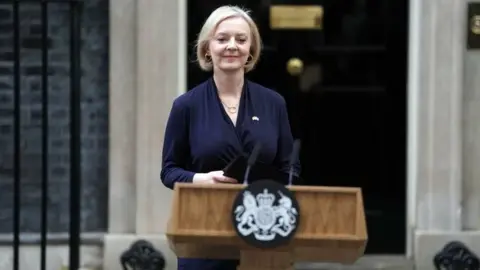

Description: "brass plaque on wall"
467 2 480 49
270 5 324 30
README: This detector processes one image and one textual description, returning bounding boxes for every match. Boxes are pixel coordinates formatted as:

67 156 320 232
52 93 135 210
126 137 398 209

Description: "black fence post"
12 1 21 269
69 0 83 269
40 1 50 270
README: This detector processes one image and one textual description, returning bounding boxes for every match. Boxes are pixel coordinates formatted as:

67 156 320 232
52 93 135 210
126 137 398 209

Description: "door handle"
286 58 304 76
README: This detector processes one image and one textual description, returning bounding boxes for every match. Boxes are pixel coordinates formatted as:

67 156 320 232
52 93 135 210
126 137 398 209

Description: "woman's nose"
226 37 237 50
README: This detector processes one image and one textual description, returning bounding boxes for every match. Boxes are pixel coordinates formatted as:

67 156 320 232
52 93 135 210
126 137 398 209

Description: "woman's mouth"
223 56 240 62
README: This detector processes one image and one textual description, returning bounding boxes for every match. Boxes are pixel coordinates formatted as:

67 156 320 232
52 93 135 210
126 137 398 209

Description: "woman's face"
208 16 252 72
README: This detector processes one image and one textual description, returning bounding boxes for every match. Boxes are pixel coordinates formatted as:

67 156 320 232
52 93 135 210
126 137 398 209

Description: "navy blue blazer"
160 78 300 270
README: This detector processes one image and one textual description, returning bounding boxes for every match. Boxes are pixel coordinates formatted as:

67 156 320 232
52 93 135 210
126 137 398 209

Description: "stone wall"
409 0 480 268
463 1 480 231
103 0 184 269
0 0 109 233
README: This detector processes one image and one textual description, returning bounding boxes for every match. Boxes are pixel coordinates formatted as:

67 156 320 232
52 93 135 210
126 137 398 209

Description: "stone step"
295 255 414 270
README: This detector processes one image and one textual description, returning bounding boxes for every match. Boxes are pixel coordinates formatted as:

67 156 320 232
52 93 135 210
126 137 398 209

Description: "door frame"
406 0 420 259
177 0 415 257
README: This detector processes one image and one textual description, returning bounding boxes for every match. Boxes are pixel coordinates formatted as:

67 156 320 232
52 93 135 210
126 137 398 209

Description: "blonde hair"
196 5 262 73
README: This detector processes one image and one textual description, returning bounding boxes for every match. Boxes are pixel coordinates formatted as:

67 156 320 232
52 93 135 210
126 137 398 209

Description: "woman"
161 5 301 270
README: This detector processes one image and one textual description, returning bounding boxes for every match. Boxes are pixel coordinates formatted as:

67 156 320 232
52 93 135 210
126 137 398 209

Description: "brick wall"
0 0 108 233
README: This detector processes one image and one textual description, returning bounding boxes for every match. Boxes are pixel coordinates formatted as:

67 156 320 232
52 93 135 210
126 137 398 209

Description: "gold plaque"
471 15 480 35
270 5 324 30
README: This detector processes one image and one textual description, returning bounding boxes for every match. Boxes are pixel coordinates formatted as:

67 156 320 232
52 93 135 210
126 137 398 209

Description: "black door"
187 0 408 254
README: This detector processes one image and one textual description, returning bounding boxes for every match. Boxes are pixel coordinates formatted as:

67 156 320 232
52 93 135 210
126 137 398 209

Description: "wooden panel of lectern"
166 183 367 270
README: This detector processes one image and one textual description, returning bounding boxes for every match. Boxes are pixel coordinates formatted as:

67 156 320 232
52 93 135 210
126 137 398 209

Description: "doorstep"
295 255 414 270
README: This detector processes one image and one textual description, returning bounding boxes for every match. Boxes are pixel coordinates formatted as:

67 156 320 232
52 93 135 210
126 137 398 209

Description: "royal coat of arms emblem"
231 179 300 249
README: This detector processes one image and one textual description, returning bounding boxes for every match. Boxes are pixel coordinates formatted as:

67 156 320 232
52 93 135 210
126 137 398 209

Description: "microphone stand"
243 143 262 186
288 140 301 187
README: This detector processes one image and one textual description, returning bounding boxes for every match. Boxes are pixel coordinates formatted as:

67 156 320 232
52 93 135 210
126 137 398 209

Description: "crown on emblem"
256 189 275 207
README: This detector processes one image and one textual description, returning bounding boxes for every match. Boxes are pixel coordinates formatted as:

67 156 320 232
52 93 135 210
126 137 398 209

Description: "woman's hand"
193 170 237 184
209 170 237 183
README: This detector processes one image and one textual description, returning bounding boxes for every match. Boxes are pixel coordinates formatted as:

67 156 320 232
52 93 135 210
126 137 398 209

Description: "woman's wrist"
192 173 208 183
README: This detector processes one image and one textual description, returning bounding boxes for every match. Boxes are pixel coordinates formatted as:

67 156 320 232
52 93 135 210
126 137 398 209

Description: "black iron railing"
8 0 82 269
434 241 480 270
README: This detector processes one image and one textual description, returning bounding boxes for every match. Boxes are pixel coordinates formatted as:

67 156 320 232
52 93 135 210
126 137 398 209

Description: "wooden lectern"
166 183 367 270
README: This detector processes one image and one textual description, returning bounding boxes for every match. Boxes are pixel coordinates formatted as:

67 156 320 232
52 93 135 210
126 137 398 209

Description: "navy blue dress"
161 78 301 270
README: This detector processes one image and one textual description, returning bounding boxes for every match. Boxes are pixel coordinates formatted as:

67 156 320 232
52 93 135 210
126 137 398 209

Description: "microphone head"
247 143 262 166
289 139 301 166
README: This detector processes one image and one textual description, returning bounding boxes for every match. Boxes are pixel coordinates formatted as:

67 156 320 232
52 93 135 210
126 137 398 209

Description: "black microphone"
243 142 262 185
288 139 301 186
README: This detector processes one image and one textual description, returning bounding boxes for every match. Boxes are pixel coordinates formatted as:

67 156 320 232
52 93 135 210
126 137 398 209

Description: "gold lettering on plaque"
471 15 480 35
270 5 324 30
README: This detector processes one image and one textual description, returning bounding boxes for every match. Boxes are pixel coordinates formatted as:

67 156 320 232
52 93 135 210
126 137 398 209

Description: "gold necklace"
221 101 238 114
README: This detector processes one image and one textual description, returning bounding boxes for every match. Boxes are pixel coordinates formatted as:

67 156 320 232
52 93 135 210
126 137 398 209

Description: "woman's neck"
213 69 244 98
